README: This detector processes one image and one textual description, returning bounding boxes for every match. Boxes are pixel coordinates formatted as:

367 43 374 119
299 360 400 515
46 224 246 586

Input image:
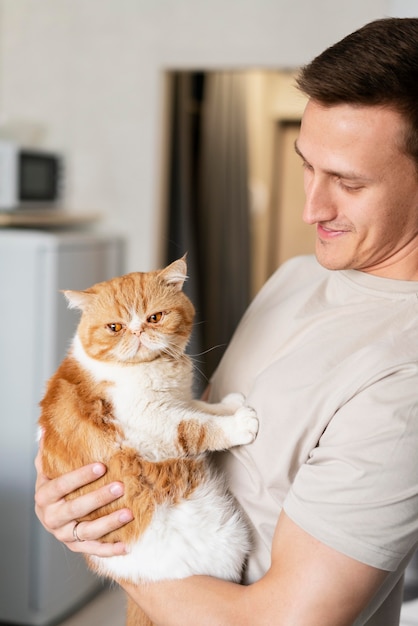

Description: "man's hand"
34 443 133 556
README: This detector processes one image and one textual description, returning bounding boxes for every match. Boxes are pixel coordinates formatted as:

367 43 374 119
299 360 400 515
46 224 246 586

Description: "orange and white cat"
39 257 258 621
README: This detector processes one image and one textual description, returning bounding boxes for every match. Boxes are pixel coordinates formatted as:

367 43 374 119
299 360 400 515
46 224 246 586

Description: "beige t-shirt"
211 255 418 625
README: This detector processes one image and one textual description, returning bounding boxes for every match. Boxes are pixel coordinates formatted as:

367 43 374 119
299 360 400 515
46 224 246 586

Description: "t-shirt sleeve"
283 364 418 571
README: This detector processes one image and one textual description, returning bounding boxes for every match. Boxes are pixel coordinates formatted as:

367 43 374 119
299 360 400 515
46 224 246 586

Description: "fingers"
66 508 134 556
35 461 108 507
66 538 128 557
35 475 134 556
36 477 121 528
34 456 134 556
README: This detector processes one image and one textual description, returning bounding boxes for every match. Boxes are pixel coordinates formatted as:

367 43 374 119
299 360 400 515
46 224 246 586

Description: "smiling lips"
317 223 352 239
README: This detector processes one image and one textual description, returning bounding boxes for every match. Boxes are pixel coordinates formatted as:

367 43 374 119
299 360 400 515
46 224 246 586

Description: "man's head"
294 18 418 279
297 18 418 168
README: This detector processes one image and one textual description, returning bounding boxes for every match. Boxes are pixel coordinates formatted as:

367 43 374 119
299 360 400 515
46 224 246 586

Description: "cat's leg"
176 403 259 455
191 392 245 415
126 595 154 626
135 396 258 461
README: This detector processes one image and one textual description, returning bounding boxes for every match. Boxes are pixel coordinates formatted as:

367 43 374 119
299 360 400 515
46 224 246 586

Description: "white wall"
0 0 405 272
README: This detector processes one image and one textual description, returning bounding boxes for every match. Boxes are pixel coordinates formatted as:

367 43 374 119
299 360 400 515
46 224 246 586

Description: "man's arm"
35 449 387 625
121 511 387 626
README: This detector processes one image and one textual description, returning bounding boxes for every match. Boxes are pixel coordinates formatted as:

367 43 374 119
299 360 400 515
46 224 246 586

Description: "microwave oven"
0 140 62 211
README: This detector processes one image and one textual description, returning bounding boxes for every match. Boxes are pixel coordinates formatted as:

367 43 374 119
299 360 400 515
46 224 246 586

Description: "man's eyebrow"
294 140 305 160
293 139 373 182
294 140 313 168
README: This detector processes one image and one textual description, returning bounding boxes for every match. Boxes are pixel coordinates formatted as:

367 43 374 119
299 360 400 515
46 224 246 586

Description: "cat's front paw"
221 392 246 410
231 406 259 446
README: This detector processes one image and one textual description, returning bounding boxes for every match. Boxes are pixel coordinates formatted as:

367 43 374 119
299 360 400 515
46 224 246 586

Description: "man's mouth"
317 223 351 239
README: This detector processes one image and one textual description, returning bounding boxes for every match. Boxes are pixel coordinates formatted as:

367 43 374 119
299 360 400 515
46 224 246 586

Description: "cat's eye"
107 323 123 333
147 312 163 324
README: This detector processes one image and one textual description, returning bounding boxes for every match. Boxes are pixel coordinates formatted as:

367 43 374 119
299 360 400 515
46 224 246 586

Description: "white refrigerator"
0 229 125 625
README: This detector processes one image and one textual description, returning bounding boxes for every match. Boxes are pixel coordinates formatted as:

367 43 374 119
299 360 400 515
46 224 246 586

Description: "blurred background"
1 1 418 624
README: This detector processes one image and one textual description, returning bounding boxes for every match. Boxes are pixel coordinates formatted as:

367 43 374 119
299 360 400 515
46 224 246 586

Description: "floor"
402 600 418 626
59 586 126 626
59 586 418 626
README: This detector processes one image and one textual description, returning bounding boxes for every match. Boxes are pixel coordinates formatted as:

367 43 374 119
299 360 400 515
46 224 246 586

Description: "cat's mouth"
114 337 161 362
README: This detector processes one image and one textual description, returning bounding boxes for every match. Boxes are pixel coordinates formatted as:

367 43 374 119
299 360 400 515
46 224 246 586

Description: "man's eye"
107 323 123 332
338 181 364 192
147 312 163 324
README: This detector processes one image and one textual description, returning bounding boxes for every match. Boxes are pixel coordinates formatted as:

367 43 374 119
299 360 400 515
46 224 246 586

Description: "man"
35 17 418 625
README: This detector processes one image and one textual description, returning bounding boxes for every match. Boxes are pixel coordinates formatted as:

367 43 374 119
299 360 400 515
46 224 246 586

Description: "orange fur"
39 259 255 626
40 354 206 544
39 260 199 626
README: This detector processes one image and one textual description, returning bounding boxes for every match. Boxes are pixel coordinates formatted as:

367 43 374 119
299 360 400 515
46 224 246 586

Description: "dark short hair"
297 18 418 167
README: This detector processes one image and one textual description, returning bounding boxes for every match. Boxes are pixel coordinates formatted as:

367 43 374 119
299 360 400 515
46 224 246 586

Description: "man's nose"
302 176 337 225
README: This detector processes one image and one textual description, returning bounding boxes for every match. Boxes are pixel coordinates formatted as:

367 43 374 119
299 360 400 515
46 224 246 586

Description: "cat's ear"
62 289 94 311
159 255 188 292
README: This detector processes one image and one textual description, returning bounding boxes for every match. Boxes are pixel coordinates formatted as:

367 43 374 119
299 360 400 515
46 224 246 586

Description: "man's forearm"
121 575 250 626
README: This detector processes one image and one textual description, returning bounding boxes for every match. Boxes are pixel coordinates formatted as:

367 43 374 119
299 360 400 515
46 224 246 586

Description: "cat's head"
64 257 195 363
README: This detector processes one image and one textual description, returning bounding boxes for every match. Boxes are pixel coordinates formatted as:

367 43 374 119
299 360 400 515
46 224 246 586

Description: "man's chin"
314 248 353 271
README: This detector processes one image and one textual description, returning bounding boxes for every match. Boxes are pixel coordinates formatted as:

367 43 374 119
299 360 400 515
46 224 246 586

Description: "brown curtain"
166 71 251 390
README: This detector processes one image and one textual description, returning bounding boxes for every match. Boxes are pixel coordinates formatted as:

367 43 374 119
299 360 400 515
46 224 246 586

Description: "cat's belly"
88 476 250 583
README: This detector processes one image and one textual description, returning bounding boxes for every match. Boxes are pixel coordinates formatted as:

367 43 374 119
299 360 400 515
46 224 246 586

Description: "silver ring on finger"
72 521 84 542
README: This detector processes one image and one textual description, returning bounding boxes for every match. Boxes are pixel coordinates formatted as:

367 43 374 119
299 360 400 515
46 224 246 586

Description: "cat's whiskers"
187 343 227 359
161 344 184 360
186 344 228 388
188 359 210 386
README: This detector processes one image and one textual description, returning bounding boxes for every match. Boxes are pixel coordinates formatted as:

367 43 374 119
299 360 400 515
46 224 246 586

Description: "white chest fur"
72 335 193 460
71 336 252 584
